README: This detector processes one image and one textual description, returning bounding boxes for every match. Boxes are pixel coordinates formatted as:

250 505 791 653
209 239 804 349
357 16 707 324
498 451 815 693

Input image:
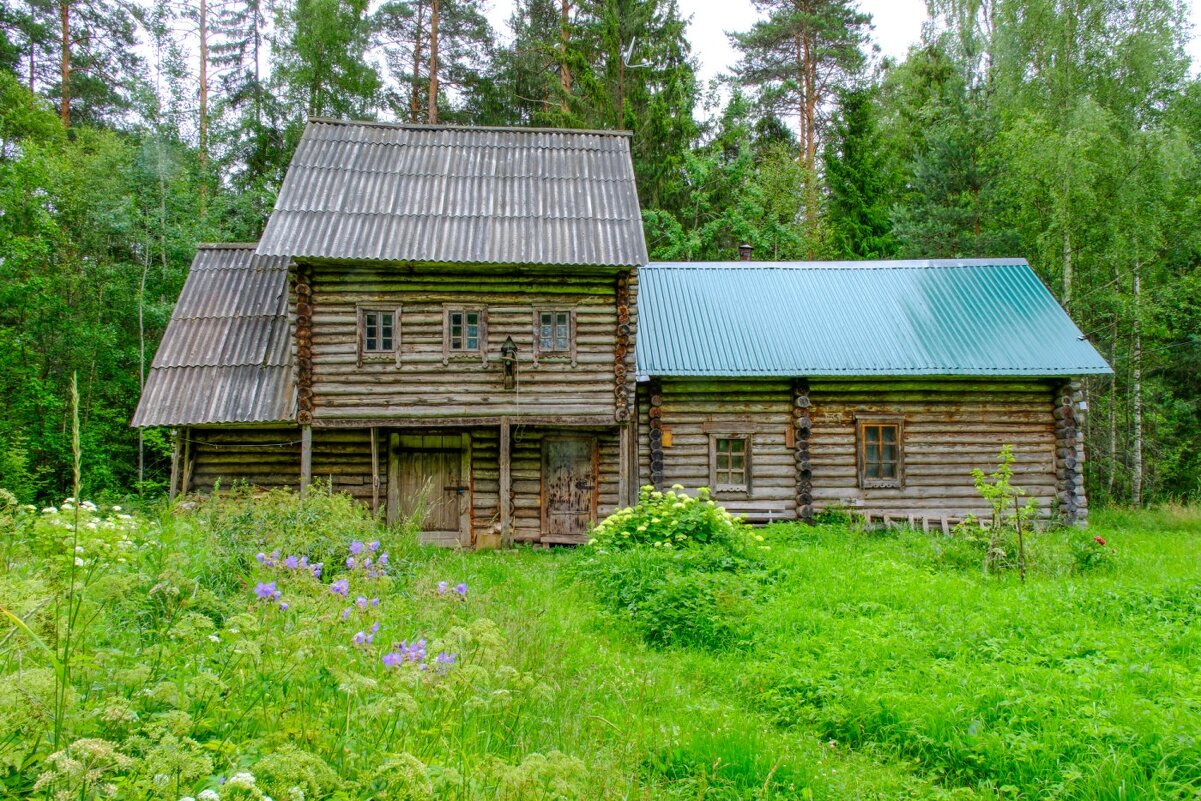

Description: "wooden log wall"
1054 381 1087 525
808 379 1061 519
636 377 1070 524
649 379 798 522
305 264 637 421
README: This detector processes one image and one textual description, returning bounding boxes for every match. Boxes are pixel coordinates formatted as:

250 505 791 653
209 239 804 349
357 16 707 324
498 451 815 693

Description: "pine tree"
824 88 899 259
272 0 379 120
731 0 871 248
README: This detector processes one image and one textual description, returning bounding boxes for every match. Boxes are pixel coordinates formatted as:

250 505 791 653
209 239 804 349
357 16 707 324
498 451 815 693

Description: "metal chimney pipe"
738 243 753 261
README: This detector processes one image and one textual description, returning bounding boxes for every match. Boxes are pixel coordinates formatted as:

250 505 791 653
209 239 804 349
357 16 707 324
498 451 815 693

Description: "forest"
0 0 1196 507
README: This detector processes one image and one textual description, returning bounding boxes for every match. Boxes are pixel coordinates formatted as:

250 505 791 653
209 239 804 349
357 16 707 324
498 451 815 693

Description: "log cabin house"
132 118 1112 544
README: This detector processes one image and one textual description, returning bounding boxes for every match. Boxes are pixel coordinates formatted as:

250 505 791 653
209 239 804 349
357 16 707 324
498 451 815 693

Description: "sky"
484 0 1201 87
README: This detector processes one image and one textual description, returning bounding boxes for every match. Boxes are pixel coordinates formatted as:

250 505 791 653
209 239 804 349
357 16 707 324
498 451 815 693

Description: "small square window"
363 310 395 353
711 435 750 492
857 417 903 489
447 309 483 354
536 310 573 356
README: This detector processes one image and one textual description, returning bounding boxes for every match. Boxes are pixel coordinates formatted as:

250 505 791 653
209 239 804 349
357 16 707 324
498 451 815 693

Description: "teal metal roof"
636 260 1113 378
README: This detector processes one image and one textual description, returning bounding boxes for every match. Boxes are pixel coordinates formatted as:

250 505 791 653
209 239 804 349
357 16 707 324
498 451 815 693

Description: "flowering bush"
589 485 750 552
1070 531 1117 573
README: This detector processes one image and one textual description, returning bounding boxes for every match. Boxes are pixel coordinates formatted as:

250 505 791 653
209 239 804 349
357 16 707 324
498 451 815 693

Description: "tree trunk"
1062 225 1072 310
59 0 69 126
199 0 208 164
138 247 149 492
559 0 571 113
1131 256 1143 505
427 0 439 124
410 0 425 123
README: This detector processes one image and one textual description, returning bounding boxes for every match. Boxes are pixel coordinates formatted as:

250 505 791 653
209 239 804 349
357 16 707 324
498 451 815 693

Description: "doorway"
387 433 470 547
541 436 598 543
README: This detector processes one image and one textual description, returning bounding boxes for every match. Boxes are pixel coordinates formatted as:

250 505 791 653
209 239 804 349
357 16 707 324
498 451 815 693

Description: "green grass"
1 490 1199 800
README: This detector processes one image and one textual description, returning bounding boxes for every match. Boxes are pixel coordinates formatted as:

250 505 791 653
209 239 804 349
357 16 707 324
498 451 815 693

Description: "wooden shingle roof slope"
131 244 296 427
256 119 648 267
636 260 1113 378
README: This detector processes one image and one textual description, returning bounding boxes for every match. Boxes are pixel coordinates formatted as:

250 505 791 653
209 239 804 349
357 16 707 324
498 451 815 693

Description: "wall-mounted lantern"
500 336 518 389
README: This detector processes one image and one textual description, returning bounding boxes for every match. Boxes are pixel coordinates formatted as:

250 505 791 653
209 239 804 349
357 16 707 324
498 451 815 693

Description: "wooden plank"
500 417 512 544
300 425 313 497
386 433 400 524
370 427 379 516
168 429 181 501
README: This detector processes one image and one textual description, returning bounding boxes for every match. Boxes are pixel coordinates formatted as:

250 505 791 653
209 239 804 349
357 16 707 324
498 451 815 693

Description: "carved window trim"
442 305 487 364
709 433 751 495
357 304 400 366
532 307 577 366
856 415 904 489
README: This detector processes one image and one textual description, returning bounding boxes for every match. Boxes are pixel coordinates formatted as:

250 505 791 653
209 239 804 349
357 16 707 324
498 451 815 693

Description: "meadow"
1 486 1198 800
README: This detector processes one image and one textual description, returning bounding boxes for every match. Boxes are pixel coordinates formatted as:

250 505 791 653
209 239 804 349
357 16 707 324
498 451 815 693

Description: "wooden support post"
168 429 181 501
300 425 312 497
179 428 193 496
618 422 629 508
499 416 512 544
370 427 379 516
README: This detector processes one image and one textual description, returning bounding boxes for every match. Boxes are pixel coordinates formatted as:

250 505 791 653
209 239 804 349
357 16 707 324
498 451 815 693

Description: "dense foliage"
0 0 1197 504
3 488 1199 799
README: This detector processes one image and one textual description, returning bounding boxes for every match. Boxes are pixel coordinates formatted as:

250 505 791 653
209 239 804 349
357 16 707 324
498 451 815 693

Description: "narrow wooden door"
387 434 469 546
541 436 598 543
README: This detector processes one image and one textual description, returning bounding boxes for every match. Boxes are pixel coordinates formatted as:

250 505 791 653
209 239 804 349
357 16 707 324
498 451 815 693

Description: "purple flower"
435 652 456 672
349 541 364 555
371 620 380 634
284 555 299 569
355 595 368 610
370 597 380 607
341 607 352 620
437 581 448 595
346 556 357 569
255 552 267 564
363 557 373 569
378 553 389 566
279 601 289 611
382 651 402 668
311 563 324 579
353 631 368 645
254 581 277 600
330 579 349 596
368 540 380 552
299 556 309 568
396 638 427 662
454 582 468 597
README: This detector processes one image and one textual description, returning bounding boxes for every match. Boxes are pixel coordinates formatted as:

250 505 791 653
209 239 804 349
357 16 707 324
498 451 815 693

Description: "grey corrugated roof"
132 245 296 427
256 119 648 267
636 260 1113 378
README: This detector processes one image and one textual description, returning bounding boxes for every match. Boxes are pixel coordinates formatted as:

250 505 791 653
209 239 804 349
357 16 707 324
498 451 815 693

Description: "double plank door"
387 433 470 547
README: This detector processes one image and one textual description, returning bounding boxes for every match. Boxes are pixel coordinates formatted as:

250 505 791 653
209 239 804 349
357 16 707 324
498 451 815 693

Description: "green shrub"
1068 530 1117 573
589 484 749 551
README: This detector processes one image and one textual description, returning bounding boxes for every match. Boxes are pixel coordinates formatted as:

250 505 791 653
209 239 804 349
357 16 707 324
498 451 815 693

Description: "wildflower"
330 579 349 596
202 791 224 801
382 651 403 667
371 620 380 635
42 506 56 514
349 540 364 555
279 602 289 611
355 595 368 610
341 608 351 620
255 552 267 564
353 631 368 645
346 556 357 569
1093 536 1107 546
368 540 380 551
453 582 468 597
363 557 373 569
299 556 309 568
437 581 448 594
284 555 299 569
227 772 256 790
311 562 324 578
378 552 389 566
208 634 220 643
370 597 380 607
112 505 122 512
254 581 280 601
74 557 84 566
434 652 456 672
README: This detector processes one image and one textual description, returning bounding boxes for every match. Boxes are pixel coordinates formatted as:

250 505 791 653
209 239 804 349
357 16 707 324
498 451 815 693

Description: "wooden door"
387 434 469 547
541 436 598 543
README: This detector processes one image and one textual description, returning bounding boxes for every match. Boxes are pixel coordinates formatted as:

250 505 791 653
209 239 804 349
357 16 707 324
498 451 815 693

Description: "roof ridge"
197 242 263 249
307 117 633 138
645 259 1030 270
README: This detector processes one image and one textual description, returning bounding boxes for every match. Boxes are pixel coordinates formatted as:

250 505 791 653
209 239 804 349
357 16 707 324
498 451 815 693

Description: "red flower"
1093 536 1107 546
